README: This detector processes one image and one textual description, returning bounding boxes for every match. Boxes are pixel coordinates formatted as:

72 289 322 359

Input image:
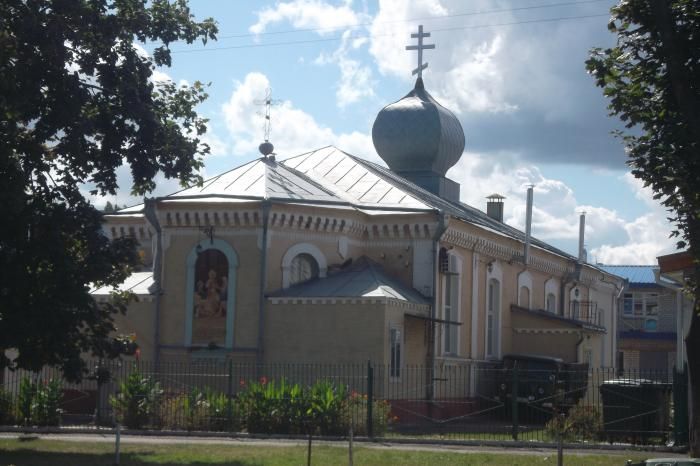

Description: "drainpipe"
524 186 533 266
144 198 163 370
578 212 586 262
256 200 272 365
428 214 449 401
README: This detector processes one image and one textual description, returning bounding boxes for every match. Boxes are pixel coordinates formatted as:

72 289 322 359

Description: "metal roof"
110 145 595 264
90 271 154 296
268 256 429 305
597 265 659 285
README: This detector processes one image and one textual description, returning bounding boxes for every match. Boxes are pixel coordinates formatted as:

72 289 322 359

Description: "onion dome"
372 77 465 176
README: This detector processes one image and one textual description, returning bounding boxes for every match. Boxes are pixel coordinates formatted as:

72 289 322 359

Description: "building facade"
94 76 623 377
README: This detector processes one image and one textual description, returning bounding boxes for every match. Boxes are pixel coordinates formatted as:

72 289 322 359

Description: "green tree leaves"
0 0 217 381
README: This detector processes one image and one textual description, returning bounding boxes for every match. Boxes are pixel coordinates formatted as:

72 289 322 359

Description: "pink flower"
259 376 268 385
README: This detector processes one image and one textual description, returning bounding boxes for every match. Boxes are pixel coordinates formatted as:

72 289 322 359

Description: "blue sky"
103 0 678 265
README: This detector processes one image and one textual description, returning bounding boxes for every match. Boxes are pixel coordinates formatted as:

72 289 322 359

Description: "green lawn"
0 438 654 466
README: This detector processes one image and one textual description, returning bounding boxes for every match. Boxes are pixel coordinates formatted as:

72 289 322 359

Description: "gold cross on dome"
405 25 435 78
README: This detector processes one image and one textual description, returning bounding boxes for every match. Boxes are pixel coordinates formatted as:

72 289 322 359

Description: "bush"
110 370 163 429
344 391 392 436
236 378 350 435
546 405 603 442
16 377 63 426
307 380 347 436
162 388 238 432
0 386 14 425
32 379 62 426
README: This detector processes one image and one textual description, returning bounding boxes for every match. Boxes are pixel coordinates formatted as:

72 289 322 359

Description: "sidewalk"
0 432 689 459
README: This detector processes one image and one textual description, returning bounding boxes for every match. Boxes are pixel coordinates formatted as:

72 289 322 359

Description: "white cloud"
221 72 376 160
448 152 676 264
250 0 364 35
315 30 376 108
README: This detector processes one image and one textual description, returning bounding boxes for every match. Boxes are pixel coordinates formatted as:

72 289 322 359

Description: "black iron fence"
0 359 688 446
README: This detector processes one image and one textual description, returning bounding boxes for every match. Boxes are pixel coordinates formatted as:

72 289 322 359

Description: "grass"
0 438 655 466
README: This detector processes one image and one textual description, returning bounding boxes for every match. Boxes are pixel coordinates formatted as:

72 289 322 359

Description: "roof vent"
486 194 505 222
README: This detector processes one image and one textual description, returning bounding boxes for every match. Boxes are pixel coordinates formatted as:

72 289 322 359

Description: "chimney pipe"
486 194 505 222
578 212 586 262
524 186 533 265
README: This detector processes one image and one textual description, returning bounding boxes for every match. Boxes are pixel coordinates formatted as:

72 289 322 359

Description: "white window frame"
442 253 462 356
281 243 327 288
389 325 402 380
485 260 503 360
544 278 559 314
517 270 533 309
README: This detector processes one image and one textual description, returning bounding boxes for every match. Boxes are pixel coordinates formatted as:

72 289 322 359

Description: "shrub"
236 378 349 435
0 386 14 425
32 379 62 426
344 391 392 436
162 388 239 432
546 405 603 442
18 377 36 425
110 370 163 429
16 377 63 426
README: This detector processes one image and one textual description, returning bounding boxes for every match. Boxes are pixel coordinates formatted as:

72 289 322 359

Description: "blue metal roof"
598 265 659 285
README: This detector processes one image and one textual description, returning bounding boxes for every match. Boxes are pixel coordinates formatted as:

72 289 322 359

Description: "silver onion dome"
372 77 465 176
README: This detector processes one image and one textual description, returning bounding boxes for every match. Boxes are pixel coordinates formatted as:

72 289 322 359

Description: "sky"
98 0 679 266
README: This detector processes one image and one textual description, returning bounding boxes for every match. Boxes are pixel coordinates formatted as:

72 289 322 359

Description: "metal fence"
0 359 687 446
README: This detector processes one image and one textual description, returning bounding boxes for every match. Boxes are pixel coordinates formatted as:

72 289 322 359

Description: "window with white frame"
546 293 556 313
390 327 402 378
519 286 530 309
443 254 461 355
289 253 319 286
486 278 501 359
623 292 659 317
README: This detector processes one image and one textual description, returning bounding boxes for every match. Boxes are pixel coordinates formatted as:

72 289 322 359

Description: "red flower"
239 379 246 387
259 376 268 385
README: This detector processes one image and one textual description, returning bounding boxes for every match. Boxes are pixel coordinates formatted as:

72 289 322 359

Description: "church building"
94 27 623 376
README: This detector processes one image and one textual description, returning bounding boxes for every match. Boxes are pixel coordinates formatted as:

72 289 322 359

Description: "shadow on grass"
0 449 265 466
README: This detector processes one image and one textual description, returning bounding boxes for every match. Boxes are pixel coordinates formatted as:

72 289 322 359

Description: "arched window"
289 253 319 286
519 286 531 309
546 293 557 313
185 239 238 348
486 278 501 359
282 243 327 288
544 278 559 314
517 270 532 309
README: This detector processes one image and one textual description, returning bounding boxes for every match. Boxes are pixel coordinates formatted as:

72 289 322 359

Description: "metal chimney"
578 212 586 262
486 194 505 222
524 186 533 265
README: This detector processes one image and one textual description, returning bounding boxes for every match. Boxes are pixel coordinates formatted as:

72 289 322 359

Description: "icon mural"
192 249 228 345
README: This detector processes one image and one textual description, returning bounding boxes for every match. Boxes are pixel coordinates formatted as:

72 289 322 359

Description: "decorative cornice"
513 328 580 335
267 296 429 311
442 227 570 277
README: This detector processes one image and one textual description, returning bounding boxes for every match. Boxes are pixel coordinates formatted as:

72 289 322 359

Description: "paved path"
0 432 689 459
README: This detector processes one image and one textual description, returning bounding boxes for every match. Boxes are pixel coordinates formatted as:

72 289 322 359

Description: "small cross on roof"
405 25 435 79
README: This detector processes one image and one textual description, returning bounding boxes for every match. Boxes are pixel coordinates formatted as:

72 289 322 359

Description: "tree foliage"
0 0 217 381
586 0 700 455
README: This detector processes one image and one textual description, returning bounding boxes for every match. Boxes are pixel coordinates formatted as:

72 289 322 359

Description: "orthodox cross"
405 24 435 78
253 88 282 143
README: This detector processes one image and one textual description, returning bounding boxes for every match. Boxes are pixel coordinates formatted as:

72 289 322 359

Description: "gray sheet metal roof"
111 146 585 263
90 271 154 296
269 256 429 304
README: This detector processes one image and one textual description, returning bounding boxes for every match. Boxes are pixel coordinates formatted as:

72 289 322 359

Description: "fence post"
366 360 374 439
673 365 689 445
227 359 234 431
511 362 519 441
